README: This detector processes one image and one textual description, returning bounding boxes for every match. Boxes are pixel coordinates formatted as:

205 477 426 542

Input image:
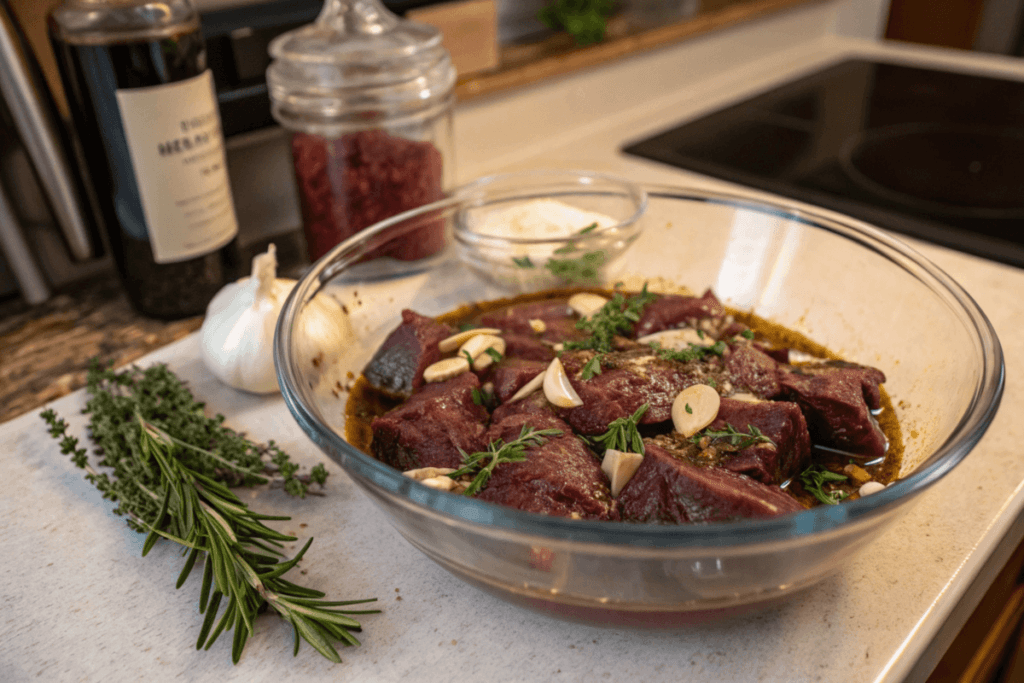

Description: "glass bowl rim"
451 169 649 249
275 183 1005 548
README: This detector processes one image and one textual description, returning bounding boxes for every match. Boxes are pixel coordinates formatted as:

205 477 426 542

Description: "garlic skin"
200 244 296 394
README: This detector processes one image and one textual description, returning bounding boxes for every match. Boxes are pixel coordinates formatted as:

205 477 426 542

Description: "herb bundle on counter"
41 360 377 664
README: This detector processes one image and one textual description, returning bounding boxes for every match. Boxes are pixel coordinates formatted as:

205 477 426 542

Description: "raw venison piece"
371 372 489 471
501 333 556 362
633 289 725 338
618 443 805 523
476 413 618 520
490 390 554 424
480 300 586 345
777 361 888 459
725 344 782 398
556 350 720 434
710 398 812 485
490 358 548 403
363 309 453 398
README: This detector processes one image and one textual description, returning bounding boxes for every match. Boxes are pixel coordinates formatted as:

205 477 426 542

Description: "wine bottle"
48 0 239 319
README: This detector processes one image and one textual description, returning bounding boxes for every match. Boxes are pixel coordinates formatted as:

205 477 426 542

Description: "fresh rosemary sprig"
588 402 649 455
40 361 374 664
563 284 658 353
690 423 775 450
450 425 562 496
799 464 850 505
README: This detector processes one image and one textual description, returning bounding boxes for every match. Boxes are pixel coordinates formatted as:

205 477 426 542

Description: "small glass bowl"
452 170 648 292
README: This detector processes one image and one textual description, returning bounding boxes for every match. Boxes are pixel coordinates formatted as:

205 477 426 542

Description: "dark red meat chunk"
725 344 782 397
480 300 586 345
710 398 812 484
370 373 489 471
490 390 555 424
490 358 547 403
362 310 453 398
633 289 725 338
557 350 722 434
618 443 805 523
501 333 556 362
777 361 888 459
476 413 618 520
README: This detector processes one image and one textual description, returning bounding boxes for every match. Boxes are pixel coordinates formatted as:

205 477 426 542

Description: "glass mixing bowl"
274 183 1004 626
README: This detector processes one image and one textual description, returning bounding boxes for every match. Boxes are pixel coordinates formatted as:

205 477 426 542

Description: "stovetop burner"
623 58 1024 268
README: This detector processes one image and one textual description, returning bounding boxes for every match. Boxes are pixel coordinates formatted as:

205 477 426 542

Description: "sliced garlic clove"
637 327 710 350
420 476 457 491
729 392 763 403
459 334 506 371
543 357 584 408
403 467 458 481
529 318 547 334
601 448 644 497
423 356 470 383
671 384 721 437
858 481 886 497
568 293 608 319
508 370 545 402
438 327 503 353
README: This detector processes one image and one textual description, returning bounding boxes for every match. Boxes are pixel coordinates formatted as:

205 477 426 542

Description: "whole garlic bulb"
200 244 296 394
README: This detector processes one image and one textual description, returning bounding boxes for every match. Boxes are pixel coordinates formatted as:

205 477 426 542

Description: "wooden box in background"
408 0 500 77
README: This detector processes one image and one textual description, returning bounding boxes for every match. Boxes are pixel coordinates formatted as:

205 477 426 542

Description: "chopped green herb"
484 347 503 363
462 350 474 365
450 425 563 496
691 423 775 450
563 283 657 353
581 354 604 380
512 255 535 269
685 403 693 414
588 403 649 456
544 249 607 283
741 329 755 340
799 464 849 505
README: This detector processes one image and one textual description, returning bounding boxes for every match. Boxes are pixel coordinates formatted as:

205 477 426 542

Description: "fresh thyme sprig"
39 361 373 664
450 425 563 496
690 423 775 450
588 402 649 455
799 464 850 505
563 284 658 353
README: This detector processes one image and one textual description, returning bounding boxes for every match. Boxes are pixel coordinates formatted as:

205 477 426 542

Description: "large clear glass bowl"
274 184 1004 626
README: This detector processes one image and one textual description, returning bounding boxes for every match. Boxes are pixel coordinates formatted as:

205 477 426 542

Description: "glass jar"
266 0 457 264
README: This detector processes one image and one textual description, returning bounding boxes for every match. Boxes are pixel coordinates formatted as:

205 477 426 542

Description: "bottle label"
116 71 238 264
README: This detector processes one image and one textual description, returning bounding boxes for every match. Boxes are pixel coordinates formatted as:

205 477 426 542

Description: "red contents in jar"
290 129 446 262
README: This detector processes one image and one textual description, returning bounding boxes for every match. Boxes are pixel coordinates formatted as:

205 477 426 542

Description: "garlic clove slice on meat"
637 327 710 350
671 384 721 437
568 292 608 319
423 356 471 383
601 449 644 497
543 357 583 408
438 328 503 353
459 334 506 371
509 370 545 402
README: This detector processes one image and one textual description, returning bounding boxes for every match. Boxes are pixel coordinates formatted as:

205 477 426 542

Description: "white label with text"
116 71 238 263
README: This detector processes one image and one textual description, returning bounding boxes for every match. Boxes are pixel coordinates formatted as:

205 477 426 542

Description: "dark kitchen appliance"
623 58 1024 269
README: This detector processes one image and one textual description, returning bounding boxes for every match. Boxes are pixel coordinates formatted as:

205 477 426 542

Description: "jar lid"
267 0 456 125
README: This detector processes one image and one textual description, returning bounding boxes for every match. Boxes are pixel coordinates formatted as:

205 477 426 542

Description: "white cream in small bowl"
453 170 647 292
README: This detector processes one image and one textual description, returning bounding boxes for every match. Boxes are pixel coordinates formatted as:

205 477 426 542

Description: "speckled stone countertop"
0 273 203 425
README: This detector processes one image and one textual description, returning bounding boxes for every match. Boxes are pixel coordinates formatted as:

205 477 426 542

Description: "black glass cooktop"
623 58 1024 268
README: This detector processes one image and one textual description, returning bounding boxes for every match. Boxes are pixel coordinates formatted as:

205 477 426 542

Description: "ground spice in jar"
290 129 446 261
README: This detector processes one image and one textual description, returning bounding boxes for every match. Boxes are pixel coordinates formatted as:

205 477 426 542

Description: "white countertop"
3 5 1024 682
